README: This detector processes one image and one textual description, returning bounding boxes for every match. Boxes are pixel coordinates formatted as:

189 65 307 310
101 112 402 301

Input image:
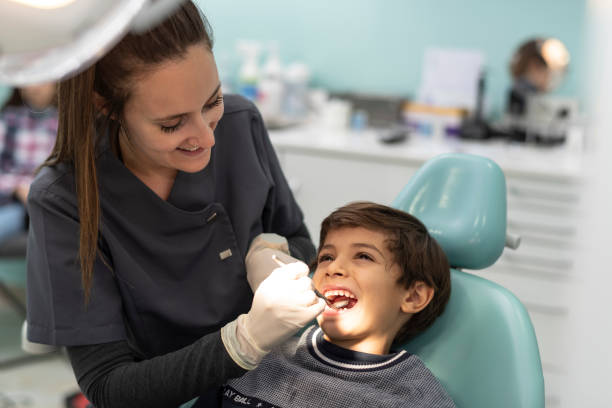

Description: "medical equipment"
459 71 490 140
258 43 285 123
222 260 325 369
236 40 261 101
393 153 544 408
500 37 573 145
0 0 184 85
272 254 341 310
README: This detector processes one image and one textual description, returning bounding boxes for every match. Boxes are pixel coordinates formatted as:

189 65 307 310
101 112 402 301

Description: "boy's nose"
326 260 347 277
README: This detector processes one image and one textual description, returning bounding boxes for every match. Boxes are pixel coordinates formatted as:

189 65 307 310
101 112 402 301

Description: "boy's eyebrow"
319 243 385 259
319 244 335 252
153 83 221 122
352 243 385 258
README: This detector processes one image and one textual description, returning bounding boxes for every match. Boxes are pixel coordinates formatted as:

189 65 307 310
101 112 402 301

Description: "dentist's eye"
318 253 334 263
161 119 184 133
202 96 224 112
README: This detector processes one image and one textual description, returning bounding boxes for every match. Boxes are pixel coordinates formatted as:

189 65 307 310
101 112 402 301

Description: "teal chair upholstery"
392 153 545 408
0 233 28 317
0 234 32 367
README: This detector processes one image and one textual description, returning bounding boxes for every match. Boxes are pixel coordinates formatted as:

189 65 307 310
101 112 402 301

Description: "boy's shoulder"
398 353 456 407
221 326 456 408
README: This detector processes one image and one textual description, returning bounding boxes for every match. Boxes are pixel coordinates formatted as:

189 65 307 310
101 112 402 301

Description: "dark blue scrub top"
25 95 311 358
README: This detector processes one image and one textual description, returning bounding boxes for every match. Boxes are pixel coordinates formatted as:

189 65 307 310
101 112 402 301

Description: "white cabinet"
470 175 581 408
279 151 419 241
271 126 583 408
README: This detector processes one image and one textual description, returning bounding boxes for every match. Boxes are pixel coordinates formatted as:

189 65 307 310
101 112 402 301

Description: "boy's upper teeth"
324 289 356 299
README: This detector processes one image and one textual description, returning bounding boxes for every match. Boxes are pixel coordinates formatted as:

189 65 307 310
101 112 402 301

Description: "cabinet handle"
508 220 576 237
502 253 573 271
508 185 579 203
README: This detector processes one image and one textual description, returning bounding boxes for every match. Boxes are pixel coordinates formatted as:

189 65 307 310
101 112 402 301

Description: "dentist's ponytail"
43 67 99 303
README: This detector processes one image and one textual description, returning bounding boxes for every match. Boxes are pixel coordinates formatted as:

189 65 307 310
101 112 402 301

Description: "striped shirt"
0 105 57 198
199 326 456 408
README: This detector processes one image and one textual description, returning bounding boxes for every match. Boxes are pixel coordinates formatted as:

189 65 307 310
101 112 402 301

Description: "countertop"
269 125 584 183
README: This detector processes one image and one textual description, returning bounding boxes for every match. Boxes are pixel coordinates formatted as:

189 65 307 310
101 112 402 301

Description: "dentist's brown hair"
41 1 213 303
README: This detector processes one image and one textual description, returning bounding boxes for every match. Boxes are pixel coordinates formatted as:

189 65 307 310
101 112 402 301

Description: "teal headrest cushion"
392 153 506 270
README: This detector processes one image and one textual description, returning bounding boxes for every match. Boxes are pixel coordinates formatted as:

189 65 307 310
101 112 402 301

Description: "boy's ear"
401 281 434 314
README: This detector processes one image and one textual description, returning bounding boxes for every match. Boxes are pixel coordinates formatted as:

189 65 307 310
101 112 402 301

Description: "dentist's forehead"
128 45 218 119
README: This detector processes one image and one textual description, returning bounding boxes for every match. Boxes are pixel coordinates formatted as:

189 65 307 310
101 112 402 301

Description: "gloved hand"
245 233 297 292
221 260 326 370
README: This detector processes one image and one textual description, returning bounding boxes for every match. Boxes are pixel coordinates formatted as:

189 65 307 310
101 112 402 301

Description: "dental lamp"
0 0 184 85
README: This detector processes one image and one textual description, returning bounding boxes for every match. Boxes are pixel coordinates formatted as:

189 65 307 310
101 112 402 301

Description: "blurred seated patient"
0 83 58 246
198 201 456 408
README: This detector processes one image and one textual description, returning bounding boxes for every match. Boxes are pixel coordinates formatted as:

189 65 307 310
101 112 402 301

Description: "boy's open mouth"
324 289 358 311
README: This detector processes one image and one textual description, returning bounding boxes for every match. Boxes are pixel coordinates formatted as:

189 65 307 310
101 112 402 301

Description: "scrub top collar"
307 327 409 371
96 126 216 213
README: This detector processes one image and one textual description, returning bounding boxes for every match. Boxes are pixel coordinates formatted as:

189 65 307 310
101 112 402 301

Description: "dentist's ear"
93 92 112 118
401 281 434 314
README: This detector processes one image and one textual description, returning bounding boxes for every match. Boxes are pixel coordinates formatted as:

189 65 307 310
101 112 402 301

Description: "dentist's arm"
67 260 325 408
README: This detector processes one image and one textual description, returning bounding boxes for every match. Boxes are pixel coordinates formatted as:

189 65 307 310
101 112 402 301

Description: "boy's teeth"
333 299 349 308
324 289 356 299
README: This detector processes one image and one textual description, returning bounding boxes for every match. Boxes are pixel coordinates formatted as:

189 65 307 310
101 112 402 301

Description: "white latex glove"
245 233 296 292
221 260 325 369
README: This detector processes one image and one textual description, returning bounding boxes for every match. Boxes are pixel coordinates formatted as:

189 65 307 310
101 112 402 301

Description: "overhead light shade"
0 0 184 85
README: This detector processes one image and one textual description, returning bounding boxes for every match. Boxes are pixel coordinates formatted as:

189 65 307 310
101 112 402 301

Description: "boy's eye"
318 254 334 263
356 252 374 261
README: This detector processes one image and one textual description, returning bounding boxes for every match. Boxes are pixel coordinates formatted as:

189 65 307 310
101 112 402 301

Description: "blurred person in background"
0 83 58 245
506 37 569 116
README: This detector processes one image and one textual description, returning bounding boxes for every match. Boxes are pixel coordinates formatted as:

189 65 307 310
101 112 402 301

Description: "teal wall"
0 86 11 106
1 1 586 115
197 0 586 116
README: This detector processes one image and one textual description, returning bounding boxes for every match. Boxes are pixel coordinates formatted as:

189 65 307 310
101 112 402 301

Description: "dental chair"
0 233 39 367
392 153 544 408
0 233 28 317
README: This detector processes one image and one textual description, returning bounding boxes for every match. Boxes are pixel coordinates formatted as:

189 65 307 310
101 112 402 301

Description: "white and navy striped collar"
307 327 410 371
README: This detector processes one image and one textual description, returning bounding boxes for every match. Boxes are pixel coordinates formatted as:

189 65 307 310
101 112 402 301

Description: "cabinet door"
472 175 582 408
277 150 419 239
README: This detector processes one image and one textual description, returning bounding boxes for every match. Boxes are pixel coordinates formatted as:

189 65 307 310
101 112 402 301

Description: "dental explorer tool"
271 254 339 309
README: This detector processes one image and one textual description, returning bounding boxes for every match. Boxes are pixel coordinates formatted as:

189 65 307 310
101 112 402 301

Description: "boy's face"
313 227 413 355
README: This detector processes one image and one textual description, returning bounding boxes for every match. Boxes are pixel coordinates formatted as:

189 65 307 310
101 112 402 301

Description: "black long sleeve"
66 331 246 408
287 223 316 266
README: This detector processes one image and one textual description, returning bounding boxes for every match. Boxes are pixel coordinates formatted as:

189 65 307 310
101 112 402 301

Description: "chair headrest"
392 153 506 270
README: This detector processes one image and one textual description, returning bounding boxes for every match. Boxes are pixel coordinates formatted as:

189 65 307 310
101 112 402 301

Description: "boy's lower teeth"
332 300 349 309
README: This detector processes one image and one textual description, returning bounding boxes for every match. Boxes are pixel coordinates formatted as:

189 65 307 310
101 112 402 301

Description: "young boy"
199 201 455 407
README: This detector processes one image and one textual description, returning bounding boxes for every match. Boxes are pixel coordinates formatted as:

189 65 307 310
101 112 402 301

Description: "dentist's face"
120 43 224 177
312 227 412 355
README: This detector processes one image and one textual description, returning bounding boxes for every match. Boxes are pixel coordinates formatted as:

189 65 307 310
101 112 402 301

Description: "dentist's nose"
193 116 216 148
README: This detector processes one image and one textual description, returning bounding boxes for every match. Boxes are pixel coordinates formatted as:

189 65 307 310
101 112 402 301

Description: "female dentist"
25 2 325 407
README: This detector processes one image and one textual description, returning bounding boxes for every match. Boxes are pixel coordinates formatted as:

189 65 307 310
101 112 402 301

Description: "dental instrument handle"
271 254 337 309
312 287 330 303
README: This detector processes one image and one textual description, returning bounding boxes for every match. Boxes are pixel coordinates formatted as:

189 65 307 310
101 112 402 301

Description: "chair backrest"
392 153 544 408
